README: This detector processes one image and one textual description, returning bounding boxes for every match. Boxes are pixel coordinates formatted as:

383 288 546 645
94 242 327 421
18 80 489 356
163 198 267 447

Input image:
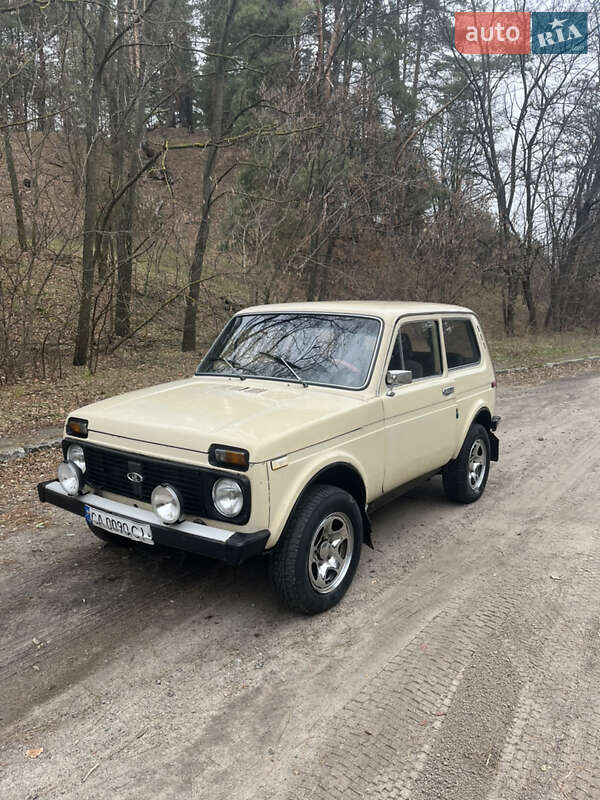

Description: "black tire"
443 423 491 504
268 484 363 614
86 522 133 546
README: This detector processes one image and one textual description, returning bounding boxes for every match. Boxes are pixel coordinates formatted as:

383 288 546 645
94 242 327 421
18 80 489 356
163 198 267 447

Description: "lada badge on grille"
127 472 144 484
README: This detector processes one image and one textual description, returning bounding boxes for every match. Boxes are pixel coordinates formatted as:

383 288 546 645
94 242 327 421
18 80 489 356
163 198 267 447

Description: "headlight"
212 478 243 518
58 461 83 496
67 444 86 474
151 484 182 524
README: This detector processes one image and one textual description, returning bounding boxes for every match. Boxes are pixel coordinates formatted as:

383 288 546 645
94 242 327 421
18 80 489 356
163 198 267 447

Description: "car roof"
237 300 475 323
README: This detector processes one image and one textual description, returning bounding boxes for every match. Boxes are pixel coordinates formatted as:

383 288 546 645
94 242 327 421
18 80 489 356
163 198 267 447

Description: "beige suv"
39 302 499 613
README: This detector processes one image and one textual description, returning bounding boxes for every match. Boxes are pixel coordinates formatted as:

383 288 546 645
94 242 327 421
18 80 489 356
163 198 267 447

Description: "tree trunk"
315 0 324 90
502 270 518 336
181 0 239 352
522 274 537 331
181 146 218 350
2 127 27 251
545 271 558 330
35 27 47 131
521 243 538 331
550 144 600 331
73 6 108 366
306 233 320 301
114 193 134 338
114 0 144 339
325 1 343 99
318 235 336 300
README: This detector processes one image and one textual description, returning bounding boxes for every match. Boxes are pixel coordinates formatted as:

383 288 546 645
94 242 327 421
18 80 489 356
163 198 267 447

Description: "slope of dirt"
0 127 231 230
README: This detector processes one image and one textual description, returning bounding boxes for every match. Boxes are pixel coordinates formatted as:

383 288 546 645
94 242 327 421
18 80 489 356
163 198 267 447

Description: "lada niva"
38 302 500 613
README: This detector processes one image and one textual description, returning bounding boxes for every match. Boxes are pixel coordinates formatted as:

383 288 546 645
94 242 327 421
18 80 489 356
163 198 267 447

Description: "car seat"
400 333 423 379
389 335 423 378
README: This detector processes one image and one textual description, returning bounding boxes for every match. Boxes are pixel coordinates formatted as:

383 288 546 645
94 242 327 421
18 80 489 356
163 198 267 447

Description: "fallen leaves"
498 358 600 387
0 448 63 533
0 348 201 441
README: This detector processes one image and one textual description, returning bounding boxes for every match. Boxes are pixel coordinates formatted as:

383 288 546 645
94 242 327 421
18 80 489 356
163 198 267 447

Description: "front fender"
267 448 376 548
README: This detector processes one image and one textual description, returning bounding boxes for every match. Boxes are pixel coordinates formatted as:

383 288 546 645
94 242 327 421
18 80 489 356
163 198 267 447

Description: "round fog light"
58 461 83 496
67 444 86 474
151 484 182 524
212 478 243 518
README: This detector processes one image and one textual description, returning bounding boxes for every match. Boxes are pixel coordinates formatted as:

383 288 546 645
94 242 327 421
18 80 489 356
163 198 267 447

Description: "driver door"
382 317 457 492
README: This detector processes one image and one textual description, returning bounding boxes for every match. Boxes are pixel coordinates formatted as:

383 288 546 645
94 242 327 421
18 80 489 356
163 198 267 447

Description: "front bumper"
38 480 269 566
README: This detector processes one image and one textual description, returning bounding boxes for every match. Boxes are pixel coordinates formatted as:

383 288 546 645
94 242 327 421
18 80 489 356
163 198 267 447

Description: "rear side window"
389 319 442 379
442 319 481 368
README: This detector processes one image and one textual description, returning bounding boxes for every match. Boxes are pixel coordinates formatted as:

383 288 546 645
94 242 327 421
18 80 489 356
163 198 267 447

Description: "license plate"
84 505 154 545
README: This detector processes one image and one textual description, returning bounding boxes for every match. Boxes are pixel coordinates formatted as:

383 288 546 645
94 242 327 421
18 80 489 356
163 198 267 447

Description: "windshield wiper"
258 352 307 387
210 355 245 380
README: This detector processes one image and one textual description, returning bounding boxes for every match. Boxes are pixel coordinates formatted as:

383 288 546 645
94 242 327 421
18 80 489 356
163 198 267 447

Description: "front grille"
62 439 251 524
84 443 208 518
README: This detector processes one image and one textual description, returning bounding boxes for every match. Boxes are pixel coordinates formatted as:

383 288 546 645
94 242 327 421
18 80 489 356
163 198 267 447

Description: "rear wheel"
443 423 490 503
268 484 363 614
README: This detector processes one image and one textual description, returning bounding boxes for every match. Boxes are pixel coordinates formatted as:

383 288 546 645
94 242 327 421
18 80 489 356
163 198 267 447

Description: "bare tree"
72 3 109 365
543 106 600 329
181 0 239 351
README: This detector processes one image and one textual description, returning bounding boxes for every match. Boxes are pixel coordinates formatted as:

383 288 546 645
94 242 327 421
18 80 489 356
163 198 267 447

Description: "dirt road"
1 372 599 800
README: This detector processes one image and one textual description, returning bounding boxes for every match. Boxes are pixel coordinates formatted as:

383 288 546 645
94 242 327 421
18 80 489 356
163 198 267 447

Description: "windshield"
196 313 381 389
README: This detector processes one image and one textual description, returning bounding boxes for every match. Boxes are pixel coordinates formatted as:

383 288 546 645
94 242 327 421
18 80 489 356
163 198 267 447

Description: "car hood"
70 377 376 462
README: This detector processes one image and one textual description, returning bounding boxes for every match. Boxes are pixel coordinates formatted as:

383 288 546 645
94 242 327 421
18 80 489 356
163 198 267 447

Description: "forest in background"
0 0 599 383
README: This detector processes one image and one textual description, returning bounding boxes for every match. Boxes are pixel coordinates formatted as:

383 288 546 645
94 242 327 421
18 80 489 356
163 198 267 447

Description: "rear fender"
460 405 499 462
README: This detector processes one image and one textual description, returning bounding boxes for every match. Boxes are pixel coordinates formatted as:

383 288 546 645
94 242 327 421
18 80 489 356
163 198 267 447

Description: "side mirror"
385 369 412 396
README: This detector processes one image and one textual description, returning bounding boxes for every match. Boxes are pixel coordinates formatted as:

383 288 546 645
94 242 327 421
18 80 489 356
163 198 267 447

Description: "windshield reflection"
196 313 381 389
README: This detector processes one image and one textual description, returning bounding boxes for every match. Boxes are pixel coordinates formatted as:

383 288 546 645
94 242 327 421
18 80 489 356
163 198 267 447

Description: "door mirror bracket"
385 369 412 396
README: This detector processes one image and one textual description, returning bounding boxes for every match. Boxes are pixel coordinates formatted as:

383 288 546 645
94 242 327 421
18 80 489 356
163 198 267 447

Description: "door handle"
442 386 454 396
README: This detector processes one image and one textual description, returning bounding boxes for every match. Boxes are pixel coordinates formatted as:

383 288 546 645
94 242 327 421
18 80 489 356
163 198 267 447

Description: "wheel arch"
458 405 498 461
472 406 492 433
281 461 373 549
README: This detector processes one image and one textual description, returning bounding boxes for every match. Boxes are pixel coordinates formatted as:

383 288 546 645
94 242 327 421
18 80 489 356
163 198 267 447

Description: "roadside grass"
0 347 201 441
488 330 600 370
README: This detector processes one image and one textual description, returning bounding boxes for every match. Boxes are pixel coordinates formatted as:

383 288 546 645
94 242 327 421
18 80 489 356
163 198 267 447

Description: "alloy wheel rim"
308 512 354 594
468 437 487 490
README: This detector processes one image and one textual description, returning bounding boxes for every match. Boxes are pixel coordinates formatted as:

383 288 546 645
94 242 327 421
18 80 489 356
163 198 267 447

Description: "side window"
442 318 481 368
389 319 442 379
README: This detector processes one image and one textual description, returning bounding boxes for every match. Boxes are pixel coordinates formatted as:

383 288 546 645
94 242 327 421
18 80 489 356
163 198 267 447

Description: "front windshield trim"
195 312 385 392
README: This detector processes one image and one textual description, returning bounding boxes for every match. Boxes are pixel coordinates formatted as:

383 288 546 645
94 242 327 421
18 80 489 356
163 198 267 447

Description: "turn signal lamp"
208 444 249 471
66 417 88 438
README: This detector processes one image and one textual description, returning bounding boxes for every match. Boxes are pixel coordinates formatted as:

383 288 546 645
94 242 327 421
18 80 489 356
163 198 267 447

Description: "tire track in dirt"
485 561 600 800
0 544 268 727
282 417 600 800
284 572 546 799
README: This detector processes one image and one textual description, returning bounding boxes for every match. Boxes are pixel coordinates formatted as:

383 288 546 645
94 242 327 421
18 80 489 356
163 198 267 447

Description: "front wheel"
268 484 363 614
443 423 490 504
